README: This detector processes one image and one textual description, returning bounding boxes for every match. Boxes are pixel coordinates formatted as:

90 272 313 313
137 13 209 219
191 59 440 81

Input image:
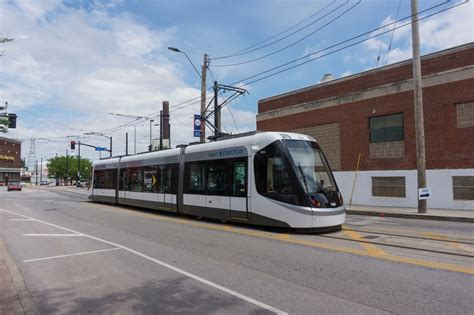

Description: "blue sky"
0 0 472 167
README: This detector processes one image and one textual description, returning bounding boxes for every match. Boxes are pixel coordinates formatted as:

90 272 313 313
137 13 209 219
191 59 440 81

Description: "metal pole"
200 53 208 142
169 123 171 148
126 132 128 156
66 149 69 186
213 81 220 136
411 0 427 214
160 110 163 150
40 157 43 183
35 160 38 185
78 141 81 183
149 120 154 151
110 136 112 157
134 125 136 155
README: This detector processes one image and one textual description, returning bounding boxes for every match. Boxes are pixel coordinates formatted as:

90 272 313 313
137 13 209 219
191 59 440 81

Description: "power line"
211 1 360 67
229 0 453 86
376 0 392 68
385 0 403 65
211 0 338 60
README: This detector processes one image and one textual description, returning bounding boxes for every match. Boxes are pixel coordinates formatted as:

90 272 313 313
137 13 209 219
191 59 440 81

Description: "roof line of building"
258 42 474 103
0 136 22 144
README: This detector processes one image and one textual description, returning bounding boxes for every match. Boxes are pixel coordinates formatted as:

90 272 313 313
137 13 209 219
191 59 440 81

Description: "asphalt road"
1 186 473 314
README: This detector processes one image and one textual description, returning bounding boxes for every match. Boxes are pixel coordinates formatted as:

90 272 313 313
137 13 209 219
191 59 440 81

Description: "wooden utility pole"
200 53 208 142
411 0 427 213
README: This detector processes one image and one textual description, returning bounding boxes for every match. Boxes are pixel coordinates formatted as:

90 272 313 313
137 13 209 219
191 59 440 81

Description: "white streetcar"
89 132 345 231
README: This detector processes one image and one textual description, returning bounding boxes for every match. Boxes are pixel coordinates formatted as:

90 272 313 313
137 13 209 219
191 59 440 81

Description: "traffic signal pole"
200 53 208 142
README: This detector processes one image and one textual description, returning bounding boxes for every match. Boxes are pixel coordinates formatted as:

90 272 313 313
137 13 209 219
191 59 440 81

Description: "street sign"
418 187 432 200
193 114 201 137
95 147 108 151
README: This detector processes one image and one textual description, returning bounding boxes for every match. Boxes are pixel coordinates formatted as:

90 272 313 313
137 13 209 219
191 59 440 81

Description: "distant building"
257 43 474 210
0 136 22 185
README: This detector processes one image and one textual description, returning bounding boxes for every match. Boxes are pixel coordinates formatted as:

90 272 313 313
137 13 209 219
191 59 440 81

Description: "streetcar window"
119 169 129 191
231 159 247 197
94 169 116 189
206 160 227 196
184 162 206 194
254 141 305 206
143 166 157 193
130 167 143 192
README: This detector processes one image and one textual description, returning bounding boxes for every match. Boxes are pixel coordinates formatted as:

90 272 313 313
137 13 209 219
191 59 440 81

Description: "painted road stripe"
9 218 34 221
24 248 121 263
23 233 83 237
87 204 474 275
0 209 287 315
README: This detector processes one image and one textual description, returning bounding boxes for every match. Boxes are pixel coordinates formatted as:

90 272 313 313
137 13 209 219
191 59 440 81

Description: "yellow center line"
89 203 474 275
342 230 387 257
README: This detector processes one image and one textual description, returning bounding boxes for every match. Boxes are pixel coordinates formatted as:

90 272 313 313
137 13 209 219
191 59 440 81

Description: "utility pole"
40 157 43 183
35 160 38 185
200 53 208 142
149 120 154 151
411 0 427 214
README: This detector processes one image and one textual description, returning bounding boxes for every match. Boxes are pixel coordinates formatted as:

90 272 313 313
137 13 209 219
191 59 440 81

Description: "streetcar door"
230 159 248 220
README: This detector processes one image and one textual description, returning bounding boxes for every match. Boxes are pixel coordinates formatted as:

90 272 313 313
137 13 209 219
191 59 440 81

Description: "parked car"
40 181 50 186
7 181 22 191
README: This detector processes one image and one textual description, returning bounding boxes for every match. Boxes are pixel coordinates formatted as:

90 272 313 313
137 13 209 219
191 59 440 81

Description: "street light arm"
168 47 202 79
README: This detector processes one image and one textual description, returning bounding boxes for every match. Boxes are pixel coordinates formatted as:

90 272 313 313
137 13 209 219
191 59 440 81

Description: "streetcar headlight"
309 193 327 208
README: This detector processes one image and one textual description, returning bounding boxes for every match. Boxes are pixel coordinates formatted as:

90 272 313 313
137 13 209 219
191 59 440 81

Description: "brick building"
0 136 22 185
257 43 474 210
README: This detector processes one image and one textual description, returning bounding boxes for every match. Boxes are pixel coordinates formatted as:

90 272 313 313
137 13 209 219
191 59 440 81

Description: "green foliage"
47 156 92 179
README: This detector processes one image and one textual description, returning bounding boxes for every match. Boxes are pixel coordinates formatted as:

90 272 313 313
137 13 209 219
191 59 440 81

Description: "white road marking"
10 218 34 221
0 208 287 315
24 247 121 263
23 233 83 237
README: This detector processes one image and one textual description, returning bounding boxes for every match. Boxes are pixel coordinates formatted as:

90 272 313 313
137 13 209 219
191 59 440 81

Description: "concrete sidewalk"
347 205 474 223
0 239 38 314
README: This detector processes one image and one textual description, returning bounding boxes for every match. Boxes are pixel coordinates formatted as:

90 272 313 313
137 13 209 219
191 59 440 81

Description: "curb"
346 210 474 223
1 239 39 315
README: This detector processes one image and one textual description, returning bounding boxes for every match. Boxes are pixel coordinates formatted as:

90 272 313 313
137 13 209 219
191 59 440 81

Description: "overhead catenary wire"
211 0 339 60
211 0 360 67
228 0 453 86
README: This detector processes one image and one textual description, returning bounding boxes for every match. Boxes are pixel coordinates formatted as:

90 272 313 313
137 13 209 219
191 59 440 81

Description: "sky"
0 0 472 170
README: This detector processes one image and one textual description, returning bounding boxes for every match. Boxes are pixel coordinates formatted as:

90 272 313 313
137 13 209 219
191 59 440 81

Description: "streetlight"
168 46 208 143
84 132 112 157
168 47 201 79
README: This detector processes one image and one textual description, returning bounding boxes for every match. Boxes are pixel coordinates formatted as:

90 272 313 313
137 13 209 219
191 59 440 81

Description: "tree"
47 156 92 180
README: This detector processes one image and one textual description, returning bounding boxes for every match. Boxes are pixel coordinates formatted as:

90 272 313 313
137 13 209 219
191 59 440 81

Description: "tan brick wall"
292 123 341 170
369 140 405 159
456 102 474 128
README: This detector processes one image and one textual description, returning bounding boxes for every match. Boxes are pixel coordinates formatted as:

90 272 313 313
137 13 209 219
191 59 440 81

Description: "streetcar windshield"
283 140 337 194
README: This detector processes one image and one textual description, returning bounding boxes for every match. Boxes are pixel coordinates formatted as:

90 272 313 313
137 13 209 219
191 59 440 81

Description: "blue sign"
95 147 108 151
193 114 202 137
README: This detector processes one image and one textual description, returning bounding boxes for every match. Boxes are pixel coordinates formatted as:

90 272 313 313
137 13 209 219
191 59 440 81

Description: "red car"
7 181 22 191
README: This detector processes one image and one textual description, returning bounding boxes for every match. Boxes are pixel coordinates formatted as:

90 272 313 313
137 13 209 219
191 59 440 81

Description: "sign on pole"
418 187 432 200
95 147 108 151
193 114 202 137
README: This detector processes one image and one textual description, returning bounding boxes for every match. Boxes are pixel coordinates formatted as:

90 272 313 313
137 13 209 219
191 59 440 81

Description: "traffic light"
71 141 75 150
7 114 17 128
148 144 152 151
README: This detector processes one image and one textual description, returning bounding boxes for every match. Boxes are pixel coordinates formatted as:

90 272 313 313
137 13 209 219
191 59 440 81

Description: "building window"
372 177 406 198
453 176 474 200
456 102 474 128
369 113 404 143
